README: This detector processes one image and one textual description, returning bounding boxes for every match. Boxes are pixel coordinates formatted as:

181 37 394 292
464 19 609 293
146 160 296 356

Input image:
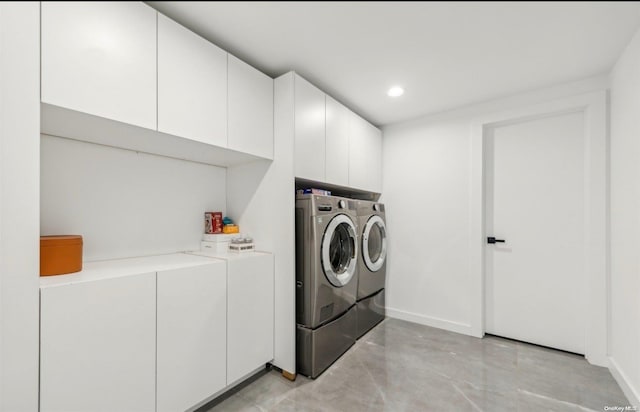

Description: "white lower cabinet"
39 253 274 411
40 273 156 412
226 253 275 384
156 262 227 412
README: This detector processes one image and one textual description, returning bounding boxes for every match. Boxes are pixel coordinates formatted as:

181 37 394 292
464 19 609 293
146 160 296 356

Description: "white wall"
0 3 40 411
382 119 473 331
41 135 226 261
381 75 609 335
609 26 640 407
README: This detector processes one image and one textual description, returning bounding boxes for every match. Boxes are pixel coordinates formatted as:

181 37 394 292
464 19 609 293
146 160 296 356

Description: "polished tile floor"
206 318 629 411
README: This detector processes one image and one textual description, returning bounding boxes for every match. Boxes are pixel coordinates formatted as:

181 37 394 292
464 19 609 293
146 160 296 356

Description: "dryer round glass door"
321 214 358 287
363 215 387 272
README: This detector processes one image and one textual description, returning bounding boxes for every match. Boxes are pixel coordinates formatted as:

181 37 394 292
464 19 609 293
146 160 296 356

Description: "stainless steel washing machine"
295 194 359 378
355 200 387 339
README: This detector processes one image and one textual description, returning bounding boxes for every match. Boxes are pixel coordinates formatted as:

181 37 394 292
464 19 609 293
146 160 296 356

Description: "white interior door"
485 111 586 354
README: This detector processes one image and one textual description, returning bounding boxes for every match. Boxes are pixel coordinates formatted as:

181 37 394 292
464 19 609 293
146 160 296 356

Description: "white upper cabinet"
158 14 227 147
41 3 275 165
228 54 274 159
41 2 157 130
156 262 227 412
349 112 383 193
325 96 350 187
290 73 382 193
294 75 326 182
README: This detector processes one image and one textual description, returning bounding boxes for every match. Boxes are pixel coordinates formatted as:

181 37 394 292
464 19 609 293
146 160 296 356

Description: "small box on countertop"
228 242 255 253
40 235 83 276
204 212 223 234
202 233 240 242
201 233 240 253
222 224 239 234
201 240 231 253
228 237 255 253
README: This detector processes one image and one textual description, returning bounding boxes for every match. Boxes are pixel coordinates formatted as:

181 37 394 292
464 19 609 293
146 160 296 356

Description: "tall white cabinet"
41 2 157 129
156 262 227 412
40 273 156 412
158 13 227 146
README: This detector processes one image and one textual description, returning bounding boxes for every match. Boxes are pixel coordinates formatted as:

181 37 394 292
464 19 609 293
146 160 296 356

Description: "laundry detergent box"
296 188 332 196
204 212 223 234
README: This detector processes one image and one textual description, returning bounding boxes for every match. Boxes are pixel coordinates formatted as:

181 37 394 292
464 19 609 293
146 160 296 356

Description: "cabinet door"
158 14 227 146
40 273 156 412
325 96 350 186
367 122 383 193
228 54 274 159
294 75 326 182
41 2 156 130
157 262 227 412
227 254 274 384
349 112 383 192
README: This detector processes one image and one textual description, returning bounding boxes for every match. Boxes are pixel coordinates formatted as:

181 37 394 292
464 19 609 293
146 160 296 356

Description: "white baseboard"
609 357 640 407
586 351 608 368
386 307 473 336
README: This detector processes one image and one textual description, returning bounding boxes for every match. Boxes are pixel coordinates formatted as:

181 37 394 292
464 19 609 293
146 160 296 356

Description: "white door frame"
469 91 608 366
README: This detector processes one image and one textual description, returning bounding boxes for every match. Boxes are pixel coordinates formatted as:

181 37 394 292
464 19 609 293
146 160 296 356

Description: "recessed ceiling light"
387 86 404 97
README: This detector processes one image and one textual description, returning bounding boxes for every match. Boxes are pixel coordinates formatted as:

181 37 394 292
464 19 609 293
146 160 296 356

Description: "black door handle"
487 237 505 244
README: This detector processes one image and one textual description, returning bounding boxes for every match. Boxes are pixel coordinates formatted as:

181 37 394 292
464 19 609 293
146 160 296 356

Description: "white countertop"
40 253 225 289
185 250 272 261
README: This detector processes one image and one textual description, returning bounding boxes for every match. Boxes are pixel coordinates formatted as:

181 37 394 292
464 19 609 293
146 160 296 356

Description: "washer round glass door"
363 215 387 272
321 214 358 287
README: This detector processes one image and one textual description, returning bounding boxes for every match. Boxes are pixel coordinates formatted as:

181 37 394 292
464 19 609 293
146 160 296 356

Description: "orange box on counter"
40 235 83 276
205 212 223 234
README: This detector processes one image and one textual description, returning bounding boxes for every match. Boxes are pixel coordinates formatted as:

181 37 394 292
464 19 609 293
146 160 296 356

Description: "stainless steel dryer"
295 194 358 378
355 200 387 339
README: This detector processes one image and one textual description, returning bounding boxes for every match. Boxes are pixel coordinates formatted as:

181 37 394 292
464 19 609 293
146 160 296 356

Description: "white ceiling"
147 1 640 126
